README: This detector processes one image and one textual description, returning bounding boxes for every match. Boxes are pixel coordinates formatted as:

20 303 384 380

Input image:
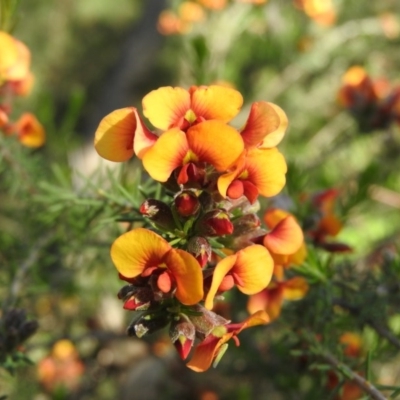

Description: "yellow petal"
142 86 190 130
110 228 171 278
164 249 203 305
4 39 30 81
187 121 244 171
191 85 243 122
0 32 19 79
142 129 189 182
282 277 309 300
205 254 237 310
245 148 287 197
94 108 136 162
233 245 274 295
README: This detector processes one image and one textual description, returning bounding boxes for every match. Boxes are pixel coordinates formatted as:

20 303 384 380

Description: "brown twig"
318 351 387 400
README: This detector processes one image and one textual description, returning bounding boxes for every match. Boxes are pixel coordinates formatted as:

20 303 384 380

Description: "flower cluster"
157 0 268 35
338 66 400 133
0 31 45 147
94 84 304 371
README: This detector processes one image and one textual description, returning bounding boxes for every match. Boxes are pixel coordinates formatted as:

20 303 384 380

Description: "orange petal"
163 249 203 305
110 228 171 278
187 310 269 372
240 102 287 149
187 121 244 171
247 290 269 314
263 216 304 255
233 245 274 295
191 85 243 122
187 334 225 372
132 108 158 158
264 286 284 321
142 86 190 130
288 242 308 266
205 254 238 310
282 277 309 300
245 148 287 197
318 215 342 237
94 108 136 162
15 113 45 148
142 129 189 182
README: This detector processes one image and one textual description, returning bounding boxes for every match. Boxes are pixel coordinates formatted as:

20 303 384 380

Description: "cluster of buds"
338 66 400 133
0 31 45 147
0 308 38 367
94 84 305 371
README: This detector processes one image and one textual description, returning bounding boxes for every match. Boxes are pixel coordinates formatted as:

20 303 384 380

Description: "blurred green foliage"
2 0 400 399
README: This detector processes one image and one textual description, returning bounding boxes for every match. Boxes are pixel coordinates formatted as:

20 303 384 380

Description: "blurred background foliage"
2 0 400 399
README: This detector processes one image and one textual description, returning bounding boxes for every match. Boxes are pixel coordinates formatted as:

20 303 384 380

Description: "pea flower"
111 228 203 305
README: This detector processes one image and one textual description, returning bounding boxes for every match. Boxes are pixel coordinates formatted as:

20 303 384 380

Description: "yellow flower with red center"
111 228 203 305
142 121 244 183
218 102 288 203
94 85 242 162
187 310 269 372
204 245 274 310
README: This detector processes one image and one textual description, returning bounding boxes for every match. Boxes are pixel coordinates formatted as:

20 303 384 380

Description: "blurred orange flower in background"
294 0 336 26
37 339 84 393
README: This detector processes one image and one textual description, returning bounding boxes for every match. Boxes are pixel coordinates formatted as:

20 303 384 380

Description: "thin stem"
2 233 53 309
318 351 387 400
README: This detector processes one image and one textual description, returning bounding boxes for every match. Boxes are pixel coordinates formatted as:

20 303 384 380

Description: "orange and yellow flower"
247 276 309 320
187 310 269 372
13 113 45 148
111 228 204 305
37 339 84 393
204 245 274 310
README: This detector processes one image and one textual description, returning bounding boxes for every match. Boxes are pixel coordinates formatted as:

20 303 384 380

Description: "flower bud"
139 199 175 231
174 190 200 217
122 287 154 311
187 304 230 337
169 317 196 360
177 163 206 186
197 210 234 237
187 236 211 267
